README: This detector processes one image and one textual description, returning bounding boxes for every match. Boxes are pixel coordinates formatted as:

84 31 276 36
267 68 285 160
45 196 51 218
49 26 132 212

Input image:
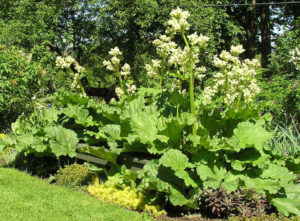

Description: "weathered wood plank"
76 153 109 167
75 143 152 172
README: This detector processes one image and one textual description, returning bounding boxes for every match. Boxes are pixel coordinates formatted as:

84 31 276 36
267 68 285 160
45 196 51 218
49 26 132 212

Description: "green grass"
0 167 151 221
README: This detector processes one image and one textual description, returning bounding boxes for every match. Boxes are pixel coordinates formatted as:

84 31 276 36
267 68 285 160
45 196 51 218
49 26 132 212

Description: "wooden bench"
76 143 152 172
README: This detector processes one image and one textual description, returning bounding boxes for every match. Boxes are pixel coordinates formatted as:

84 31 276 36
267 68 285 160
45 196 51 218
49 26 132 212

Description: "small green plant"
55 163 91 188
272 118 300 156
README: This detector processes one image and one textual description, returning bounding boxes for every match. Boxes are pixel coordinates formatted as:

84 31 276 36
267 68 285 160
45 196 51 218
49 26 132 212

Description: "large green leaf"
58 93 89 105
127 97 159 143
169 188 190 206
159 118 184 142
63 105 94 127
221 171 240 192
16 134 47 153
243 177 281 194
103 124 121 140
97 104 121 123
196 163 227 189
159 113 195 143
175 170 198 187
44 126 78 157
159 149 190 171
192 149 217 165
230 148 270 170
43 108 60 124
138 87 161 97
138 160 171 192
231 121 273 153
261 164 296 186
272 197 300 217
123 96 173 155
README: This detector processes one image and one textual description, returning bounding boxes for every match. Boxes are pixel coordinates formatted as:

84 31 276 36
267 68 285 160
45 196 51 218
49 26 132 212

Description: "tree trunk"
245 0 257 59
293 1 300 30
260 0 272 74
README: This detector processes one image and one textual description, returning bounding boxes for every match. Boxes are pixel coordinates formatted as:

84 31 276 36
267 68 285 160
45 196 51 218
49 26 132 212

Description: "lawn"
0 167 151 221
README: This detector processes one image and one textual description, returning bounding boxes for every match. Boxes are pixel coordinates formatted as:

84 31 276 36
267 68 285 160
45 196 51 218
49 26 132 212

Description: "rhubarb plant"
0 7 299 218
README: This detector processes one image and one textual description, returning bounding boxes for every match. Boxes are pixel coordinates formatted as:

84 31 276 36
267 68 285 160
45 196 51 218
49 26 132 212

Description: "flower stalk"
181 30 197 140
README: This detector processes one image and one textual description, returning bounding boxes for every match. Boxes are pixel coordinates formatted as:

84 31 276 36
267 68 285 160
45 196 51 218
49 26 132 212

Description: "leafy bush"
197 188 273 218
0 46 48 131
259 27 300 125
55 163 91 188
268 29 299 78
258 75 299 125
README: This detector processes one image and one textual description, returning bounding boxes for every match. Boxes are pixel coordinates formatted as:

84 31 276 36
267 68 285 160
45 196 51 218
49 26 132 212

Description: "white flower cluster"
187 32 210 47
104 47 136 98
289 47 300 70
120 63 131 76
71 73 81 90
202 45 261 105
109 47 122 56
55 55 85 92
126 82 137 94
153 35 177 57
103 47 132 78
168 45 207 80
56 55 85 72
145 59 161 77
169 79 186 94
103 47 122 71
167 7 190 34
195 66 206 80
115 87 124 98
230 45 245 56
145 8 210 85
115 83 136 98
56 56 75 69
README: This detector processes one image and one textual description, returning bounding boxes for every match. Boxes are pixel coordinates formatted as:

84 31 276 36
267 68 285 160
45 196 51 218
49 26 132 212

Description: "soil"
156 214 223 221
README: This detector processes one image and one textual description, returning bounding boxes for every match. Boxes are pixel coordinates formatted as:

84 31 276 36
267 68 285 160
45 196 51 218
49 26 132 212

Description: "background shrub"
0 46 50 132
258 75 299 126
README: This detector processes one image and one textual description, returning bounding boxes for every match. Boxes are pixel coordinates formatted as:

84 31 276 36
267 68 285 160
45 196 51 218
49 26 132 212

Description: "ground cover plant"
0 6 299 220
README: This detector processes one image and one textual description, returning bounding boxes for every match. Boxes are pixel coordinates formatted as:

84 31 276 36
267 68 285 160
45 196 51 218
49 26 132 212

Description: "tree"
245 0 257 59
260 0 272 71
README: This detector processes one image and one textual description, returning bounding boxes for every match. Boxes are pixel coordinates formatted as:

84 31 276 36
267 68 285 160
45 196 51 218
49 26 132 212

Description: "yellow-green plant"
88 175 166 217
